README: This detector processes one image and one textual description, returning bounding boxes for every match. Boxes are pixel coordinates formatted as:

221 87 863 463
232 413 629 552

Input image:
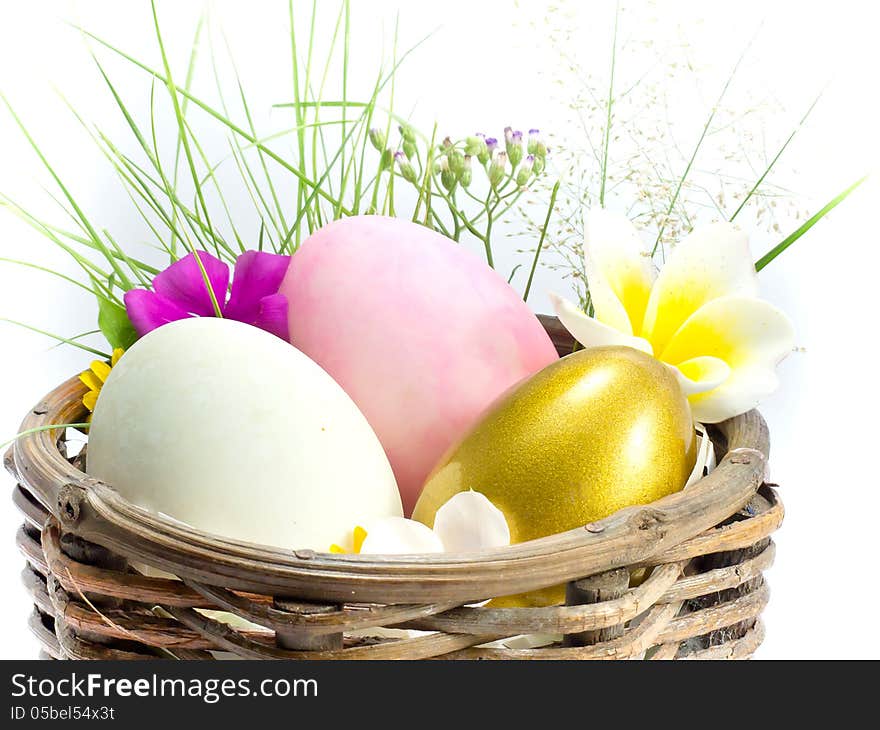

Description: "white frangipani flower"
332 491 510 556
432 490 510 552
551 209 795 423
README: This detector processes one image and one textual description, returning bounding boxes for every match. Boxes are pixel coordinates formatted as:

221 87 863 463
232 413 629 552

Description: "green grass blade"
0 195 117 300
1 424 93 451
171 15 205 257
151 0 224 311
102 229 147 288
2 193 159 283
289 0 312 242
58 86 187 260
755 176 866 271
76 24 351 215
340 0 350 207
0 257 97 295
1 319 110 358
0 94 126 283
180 115 245 254
218 30 289 240
227 139 279 250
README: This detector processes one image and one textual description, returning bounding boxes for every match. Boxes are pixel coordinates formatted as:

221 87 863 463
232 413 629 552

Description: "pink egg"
280 216 558 515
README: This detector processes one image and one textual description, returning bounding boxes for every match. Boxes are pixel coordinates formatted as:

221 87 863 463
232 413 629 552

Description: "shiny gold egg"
412 346 696 607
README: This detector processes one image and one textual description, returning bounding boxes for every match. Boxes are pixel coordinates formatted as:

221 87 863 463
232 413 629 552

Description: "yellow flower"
551 210 794 423
79 348 124 417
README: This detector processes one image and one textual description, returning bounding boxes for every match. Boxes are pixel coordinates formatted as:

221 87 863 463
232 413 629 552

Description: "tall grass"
1 0 556 354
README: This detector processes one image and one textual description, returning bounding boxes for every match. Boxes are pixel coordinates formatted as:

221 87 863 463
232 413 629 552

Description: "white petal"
433 490 510 553
584 209 655 335
689 367 780 424
672 356 731 396
685 423 717 488
550 293 652 354
642 223 758 354
477 633 562 649
359 517 444 555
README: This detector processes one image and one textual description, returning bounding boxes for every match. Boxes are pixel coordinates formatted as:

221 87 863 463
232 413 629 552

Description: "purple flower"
124 250 291 341
485 137 499 155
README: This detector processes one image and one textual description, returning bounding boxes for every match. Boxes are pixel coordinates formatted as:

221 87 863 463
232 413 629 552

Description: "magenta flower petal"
252 293 290 340
224 251 291 324
124 289 191 337
152 251 230 317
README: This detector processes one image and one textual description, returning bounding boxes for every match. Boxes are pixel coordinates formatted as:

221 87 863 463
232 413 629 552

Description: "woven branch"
6 317 782 660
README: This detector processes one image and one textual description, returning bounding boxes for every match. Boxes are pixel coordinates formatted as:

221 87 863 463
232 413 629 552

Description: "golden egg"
412 345 696 607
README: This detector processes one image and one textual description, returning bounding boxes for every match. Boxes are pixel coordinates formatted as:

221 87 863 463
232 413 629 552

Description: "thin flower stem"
729 87 825 221
524 180 560 302
412 123 438 223
652 27 759 256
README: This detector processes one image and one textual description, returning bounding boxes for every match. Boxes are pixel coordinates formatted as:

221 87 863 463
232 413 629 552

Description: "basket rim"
6 350 770 605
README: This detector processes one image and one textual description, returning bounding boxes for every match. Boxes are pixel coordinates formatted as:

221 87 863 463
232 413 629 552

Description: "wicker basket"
6 316 782 660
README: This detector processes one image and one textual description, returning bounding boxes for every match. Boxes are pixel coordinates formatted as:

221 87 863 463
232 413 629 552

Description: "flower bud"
532 154 545 175
403 138 417 160
395 151 417 183
399 123 416 143
506 128 524 167
441 168 457 191
465 133 487 157
488 150 507 188
449 150 466 177
515 154 535 186
527 128 547 158
434 153 456 190
480 137 497 166
459 155 473 188
369 127 386 152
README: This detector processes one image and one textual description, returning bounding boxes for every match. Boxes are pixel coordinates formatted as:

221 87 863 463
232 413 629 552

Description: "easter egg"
87 317 402 552
413 346 696 606
280 215 558 514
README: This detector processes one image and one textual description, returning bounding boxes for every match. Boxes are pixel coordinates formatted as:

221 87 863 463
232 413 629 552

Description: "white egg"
87 317 402 551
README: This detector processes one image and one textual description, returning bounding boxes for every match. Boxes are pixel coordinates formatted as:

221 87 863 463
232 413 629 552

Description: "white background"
0 0 878 659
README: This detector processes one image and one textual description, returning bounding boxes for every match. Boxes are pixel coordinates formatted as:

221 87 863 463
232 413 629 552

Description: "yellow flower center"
329 525 368 554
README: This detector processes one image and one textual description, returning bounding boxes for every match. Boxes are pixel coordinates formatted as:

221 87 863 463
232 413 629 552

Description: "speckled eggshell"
86 317 402 552
280 215 558 514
